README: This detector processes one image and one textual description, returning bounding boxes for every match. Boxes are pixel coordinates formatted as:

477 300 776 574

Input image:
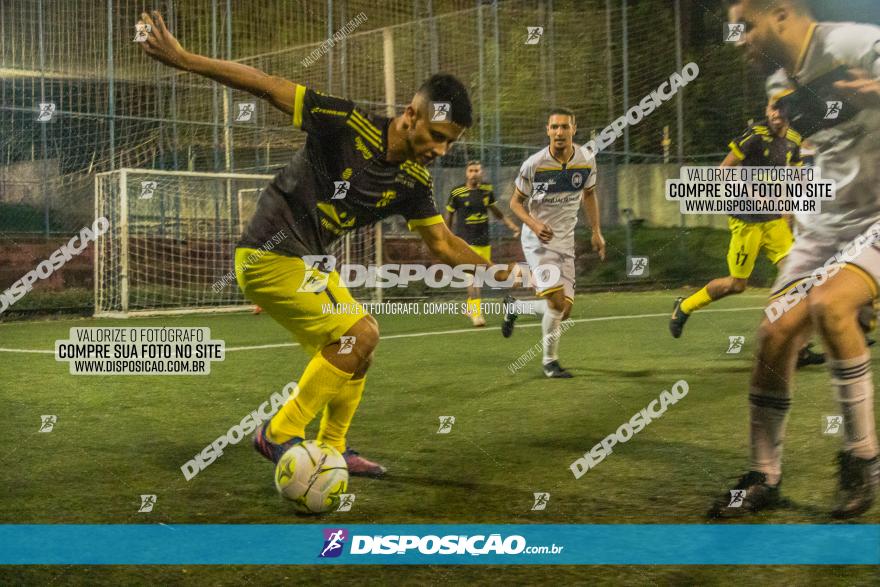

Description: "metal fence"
0 0 770 238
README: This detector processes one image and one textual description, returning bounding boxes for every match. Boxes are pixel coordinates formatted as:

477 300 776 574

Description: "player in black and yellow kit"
445 161 520 326
138 11 510 477
670 99 801 337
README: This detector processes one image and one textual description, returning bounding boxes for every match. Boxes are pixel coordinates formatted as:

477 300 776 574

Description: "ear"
772 5 788 32
402 104 418 130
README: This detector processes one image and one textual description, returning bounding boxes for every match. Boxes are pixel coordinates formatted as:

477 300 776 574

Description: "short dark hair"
725 0 811 13
465 160 481 168
548 107 576 125
417 73 473 127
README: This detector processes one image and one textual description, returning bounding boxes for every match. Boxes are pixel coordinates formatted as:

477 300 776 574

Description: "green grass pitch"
1 290 877 584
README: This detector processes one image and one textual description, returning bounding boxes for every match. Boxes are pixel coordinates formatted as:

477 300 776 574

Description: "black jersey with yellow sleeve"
238 85 443 257
728 120 802 167
727 120 802 222
446 184 495 246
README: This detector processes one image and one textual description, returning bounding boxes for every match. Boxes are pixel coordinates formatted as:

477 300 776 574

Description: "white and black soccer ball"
274 440 348 514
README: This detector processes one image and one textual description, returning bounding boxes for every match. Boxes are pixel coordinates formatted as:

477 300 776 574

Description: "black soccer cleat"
707 470 782 519
543 360 573 379
796 343 826 369
831 451 879 519
669 297 690 339
501 294 518 338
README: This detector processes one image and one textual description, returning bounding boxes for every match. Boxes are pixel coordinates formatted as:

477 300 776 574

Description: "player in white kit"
502 108 606 378
710 0 880 519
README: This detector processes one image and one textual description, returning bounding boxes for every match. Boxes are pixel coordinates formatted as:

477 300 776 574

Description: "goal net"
94 168 380 317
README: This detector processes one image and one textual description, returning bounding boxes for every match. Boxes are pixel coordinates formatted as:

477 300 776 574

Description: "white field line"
0 306 764 354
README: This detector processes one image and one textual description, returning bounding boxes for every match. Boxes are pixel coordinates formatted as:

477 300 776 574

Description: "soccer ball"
274 440 348 513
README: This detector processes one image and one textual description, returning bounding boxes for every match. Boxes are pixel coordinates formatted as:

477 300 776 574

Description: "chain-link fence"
6 0 846 314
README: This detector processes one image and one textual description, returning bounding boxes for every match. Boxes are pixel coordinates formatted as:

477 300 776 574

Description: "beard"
747 35 789 76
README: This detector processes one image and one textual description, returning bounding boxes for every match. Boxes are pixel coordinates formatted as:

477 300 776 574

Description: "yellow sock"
267 353 353 443
467 298 482 317
317 376 366 453
681 286 714 315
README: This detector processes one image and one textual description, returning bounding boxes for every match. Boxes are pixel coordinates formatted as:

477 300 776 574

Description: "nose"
433 141 448 157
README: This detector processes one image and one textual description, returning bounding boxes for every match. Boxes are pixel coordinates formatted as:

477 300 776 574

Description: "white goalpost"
94 168 380 317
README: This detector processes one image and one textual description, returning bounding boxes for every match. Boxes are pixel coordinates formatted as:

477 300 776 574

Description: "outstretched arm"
416 222 494 267
138 10 297 115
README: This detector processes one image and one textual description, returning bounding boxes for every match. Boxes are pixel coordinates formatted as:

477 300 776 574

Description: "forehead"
466 163 482 170
425 117 466 141
737 0 767 20
547 114 574 126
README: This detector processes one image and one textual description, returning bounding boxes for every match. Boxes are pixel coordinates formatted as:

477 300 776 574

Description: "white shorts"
522 243 575 302
771 220 880 299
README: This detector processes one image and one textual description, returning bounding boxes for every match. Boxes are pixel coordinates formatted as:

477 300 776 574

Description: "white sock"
542 306 563 365
749 387 790 485
513 299 547 316
830 354 879 460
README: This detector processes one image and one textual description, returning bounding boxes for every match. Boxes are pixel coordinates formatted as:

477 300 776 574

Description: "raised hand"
137 10 191 71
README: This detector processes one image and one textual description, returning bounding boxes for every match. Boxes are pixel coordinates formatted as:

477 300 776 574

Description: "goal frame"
93 168 382 318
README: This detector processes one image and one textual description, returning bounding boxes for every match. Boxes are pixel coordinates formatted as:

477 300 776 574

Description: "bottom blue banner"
0 524 877 565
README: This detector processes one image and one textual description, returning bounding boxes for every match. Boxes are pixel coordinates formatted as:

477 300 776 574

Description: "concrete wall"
616 163 727 229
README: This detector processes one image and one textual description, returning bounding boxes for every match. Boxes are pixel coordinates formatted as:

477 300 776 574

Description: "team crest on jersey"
571 172 584 189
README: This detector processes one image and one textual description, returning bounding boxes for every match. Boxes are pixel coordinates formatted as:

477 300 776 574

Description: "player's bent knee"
756 318 795 352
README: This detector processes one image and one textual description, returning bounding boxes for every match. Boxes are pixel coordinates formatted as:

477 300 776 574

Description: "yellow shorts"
234 248 367 357
468 244 491 262
726 217 793 279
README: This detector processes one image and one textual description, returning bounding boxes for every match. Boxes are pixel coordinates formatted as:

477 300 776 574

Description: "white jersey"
766 22 880 243
515 145 597 256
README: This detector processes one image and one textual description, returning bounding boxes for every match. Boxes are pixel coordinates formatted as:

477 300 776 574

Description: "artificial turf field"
1 289 877 585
